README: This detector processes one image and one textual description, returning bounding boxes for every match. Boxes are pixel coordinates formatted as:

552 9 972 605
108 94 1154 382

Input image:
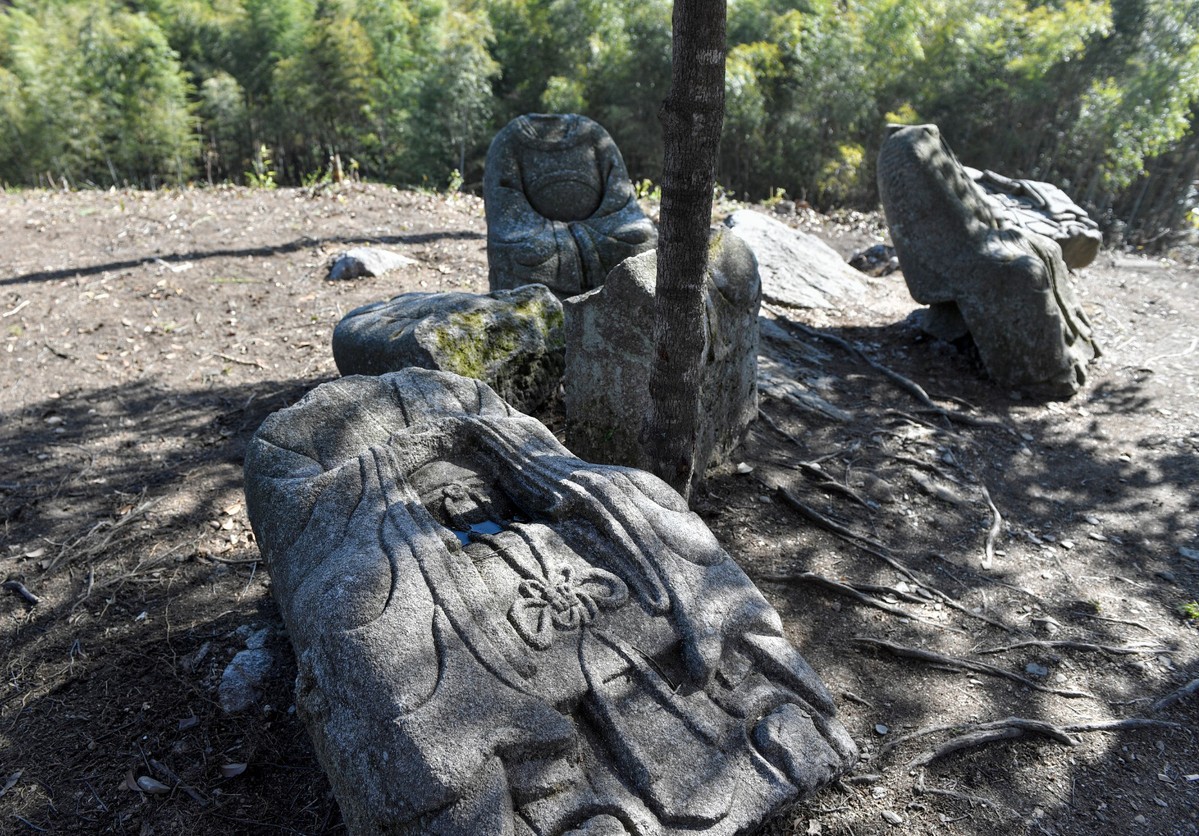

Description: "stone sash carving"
244 369 856 835
485 114 657 296
878 124 1099 398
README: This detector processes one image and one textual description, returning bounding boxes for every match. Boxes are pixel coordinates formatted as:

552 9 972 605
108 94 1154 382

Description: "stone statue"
878 124 1099 398
485 114 657 296
244 369 856 836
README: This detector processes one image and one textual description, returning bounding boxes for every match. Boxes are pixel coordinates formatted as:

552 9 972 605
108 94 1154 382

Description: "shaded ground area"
0 185 1195 835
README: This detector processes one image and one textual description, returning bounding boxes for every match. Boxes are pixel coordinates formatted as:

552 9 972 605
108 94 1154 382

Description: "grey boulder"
723 209 866 308
243 369 856 836
331 284 564 414
327 246 417 281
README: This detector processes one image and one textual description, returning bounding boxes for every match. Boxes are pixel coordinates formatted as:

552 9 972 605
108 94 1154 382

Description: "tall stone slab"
563 229 760 483
244 369 857 836
878 124 1099 398
332 284 564 414
485 114 657 296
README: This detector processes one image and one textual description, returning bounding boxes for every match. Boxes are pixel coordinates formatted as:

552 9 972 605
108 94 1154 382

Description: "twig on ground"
914 776 1015 816
976 639 1167 657
979 483 1002 570
762 572 965 633
148 758 208 806
2 580 41 606
853 636 1096 698
768 482 1011 631
45 491 162 573
1150 677 1199 714
1075 611 1159 635
211 352 268 370
901 715 1182 767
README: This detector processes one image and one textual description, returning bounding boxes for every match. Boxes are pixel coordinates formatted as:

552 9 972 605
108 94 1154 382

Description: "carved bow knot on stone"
510 565 627 650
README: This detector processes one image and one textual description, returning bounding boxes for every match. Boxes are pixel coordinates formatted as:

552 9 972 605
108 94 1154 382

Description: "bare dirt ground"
0 184 1195 835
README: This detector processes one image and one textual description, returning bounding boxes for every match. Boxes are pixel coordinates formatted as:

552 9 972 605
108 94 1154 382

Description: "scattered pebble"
874 724 889 735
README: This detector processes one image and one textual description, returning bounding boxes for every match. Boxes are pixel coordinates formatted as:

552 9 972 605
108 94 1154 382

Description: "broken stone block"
878 124 1099 398
563 229 760 484
327 246 416 281
331 284 564 414
485 113 657 295
723 209 867 308
244 369 856 836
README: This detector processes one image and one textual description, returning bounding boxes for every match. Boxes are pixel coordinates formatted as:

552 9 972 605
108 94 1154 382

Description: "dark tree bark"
642 0 727 500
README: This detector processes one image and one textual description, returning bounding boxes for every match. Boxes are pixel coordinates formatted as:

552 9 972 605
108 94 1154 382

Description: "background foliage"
1 0 1196 242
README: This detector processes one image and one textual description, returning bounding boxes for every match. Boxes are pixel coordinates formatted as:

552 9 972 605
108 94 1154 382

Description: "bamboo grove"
1 0 1196 243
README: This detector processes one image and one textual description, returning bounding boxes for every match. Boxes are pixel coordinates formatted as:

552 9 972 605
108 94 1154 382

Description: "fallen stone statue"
485 113 657 295
878 124 1099 398
244 369 857 835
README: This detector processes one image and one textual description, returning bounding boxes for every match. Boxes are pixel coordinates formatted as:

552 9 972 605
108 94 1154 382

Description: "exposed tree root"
853 636 1096 699
762 572 965 633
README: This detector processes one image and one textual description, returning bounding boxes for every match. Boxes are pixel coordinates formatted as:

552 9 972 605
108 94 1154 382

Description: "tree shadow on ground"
732 312 1198 834
0 372 346 834
0 230 485 288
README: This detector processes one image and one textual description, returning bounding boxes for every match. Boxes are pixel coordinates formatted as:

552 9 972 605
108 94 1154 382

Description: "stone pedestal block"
563 230 760 481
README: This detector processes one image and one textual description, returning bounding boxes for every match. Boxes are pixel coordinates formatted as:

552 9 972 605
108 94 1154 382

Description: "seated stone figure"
244 369 856 836
878 124 1099 398
485 113 657 296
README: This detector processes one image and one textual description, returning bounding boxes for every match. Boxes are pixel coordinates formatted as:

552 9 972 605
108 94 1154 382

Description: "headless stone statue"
485 114 657 295
244 369 856 835
878 124 1099 398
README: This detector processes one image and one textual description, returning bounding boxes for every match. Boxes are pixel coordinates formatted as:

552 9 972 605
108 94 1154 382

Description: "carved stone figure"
564 229 760 486
965 166 1102 269
485 114 657 296
332 284 564 413
244 369 856 836
878 124 1099 397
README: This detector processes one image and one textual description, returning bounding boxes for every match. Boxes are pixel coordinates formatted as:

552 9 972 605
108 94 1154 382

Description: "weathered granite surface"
878 124 1099 398
244 369 856 836
331 284 564 414
723 209 867 308
965 166 1102 270
485 113 657 295
328 246 417 281
563 230 760 485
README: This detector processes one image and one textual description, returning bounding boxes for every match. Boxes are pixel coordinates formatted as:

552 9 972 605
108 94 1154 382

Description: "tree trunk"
642 0 727 500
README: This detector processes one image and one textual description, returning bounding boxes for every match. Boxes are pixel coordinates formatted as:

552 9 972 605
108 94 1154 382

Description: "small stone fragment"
328 247 416 281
